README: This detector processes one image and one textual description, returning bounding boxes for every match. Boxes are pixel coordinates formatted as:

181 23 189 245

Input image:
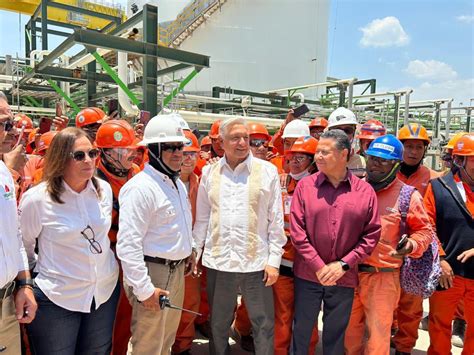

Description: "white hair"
219 117 246 138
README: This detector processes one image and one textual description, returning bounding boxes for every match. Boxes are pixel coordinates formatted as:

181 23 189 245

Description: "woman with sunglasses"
19 127 119 354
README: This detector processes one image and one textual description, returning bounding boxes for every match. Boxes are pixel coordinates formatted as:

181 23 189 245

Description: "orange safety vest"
281 174 298 262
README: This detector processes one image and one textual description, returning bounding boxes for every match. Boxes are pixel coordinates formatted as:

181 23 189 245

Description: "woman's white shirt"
19 179 118 312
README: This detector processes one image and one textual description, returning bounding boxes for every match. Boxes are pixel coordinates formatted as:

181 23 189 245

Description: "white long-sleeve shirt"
193 154 286 273
0 161 28 289
19 179 118 312
117 164 193 302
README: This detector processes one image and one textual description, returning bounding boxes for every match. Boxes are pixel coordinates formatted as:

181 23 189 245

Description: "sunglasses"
340 127 355 135
161 143 184 152
288 155 310 163
249 139 268 148
367 155 395 166
0 120 14 132
70 148 100 161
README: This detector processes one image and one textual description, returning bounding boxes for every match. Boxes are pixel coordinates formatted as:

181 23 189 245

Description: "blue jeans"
291 277 354 355
27 282 119 355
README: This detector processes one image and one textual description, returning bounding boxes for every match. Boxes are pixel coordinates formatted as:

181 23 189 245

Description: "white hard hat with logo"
282 119 310 139
328 107 358 128
170 112 191 131
139 114 189 145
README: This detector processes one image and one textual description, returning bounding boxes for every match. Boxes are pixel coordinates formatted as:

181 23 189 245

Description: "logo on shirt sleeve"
2 184 14 200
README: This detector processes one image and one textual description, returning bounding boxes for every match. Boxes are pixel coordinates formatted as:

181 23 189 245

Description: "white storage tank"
129 0 329 98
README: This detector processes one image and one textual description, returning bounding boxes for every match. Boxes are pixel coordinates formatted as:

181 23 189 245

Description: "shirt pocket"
160 206 177 224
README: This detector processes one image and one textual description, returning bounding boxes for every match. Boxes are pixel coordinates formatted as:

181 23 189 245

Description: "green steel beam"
35 27 71 37
91 51 141 107
36 66 116 83
109 9 143 36
47 1 121 23
142 4 158 115
41 0 48 50
157 63 192 77
47 79 80 113
86 61 97 107
163 69 199 107
33 28 209 73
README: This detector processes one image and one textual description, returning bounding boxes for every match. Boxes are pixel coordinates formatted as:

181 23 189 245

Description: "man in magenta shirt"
290 129 381 354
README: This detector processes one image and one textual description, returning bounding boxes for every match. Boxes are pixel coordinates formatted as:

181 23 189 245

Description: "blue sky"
0 0 472 105
327 0 473 105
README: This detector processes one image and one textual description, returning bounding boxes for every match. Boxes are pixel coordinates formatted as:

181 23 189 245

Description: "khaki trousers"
0 287 20 354
125 261 185 355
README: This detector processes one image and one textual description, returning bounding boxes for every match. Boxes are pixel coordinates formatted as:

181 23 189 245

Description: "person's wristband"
16 278 34 290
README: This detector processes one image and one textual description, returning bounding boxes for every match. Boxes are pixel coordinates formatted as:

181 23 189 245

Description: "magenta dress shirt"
290 171 381 288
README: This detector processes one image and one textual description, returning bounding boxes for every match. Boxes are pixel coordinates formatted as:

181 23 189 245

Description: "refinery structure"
0 0 472 167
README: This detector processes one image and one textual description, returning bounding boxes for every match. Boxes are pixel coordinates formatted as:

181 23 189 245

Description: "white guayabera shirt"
194 153 286 272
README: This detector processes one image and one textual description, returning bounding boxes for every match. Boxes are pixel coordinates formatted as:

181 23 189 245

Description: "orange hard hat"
247 122 271 141
95 120 136 148
309 117 328 129
75 107 106 128
445 132 468 151
453 133 474 156
357 120 387 140
287 135 318 155
26 128 39 154
37 131 58 154
209 120 222 139
14 114 34 132
201 136 212 147
398 123 430 143
184 130 200 152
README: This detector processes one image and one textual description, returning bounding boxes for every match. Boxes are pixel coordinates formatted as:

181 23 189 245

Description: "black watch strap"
339 260 350 271
16 279 34 289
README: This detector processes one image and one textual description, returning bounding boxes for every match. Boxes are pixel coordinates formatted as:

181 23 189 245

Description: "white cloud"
360 16 410 48
404 60 458 81
456 15 474 23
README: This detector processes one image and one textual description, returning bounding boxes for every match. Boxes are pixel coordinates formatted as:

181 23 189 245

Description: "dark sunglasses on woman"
70 148 100 161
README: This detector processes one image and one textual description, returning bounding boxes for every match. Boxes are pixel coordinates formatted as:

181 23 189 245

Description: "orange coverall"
424 177 474 355
344 178 432 355
392 165 440 353
172 173 201 353
97 161 140 355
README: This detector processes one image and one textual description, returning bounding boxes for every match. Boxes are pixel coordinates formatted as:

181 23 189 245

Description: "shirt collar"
220 152 253 173
315 170 353 188
63 178 97 196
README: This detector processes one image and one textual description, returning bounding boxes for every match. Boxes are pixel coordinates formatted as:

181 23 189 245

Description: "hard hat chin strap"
454 157 474 187
367 162 401 192
148 143 180 183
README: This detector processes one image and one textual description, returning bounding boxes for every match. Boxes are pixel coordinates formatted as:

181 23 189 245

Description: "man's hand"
142 288 170 311
317 261 346 286
52 115 69 131
3 145 28 172
199 151 211 161
266 151 277 161
390 239 415 259
439 259 454 289
15 287 37 324
457 248 474 263
185 251 197 277
263 265 279 286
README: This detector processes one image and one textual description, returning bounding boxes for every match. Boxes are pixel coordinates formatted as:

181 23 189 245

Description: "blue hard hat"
366 134 404 161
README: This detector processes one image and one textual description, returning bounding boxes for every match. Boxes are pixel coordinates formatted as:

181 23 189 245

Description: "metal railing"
159 0 224 46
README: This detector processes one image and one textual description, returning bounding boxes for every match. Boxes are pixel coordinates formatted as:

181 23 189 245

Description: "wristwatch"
339 260 350 271
16 278 34 289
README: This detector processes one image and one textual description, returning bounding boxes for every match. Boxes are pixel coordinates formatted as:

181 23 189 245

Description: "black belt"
358 264 397 273
144 256 185 268
0 281 15 300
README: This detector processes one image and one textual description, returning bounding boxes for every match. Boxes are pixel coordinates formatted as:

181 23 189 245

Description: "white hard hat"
328 107 358 128
139 114 189 145
171 112 190 131
282 119 310 139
